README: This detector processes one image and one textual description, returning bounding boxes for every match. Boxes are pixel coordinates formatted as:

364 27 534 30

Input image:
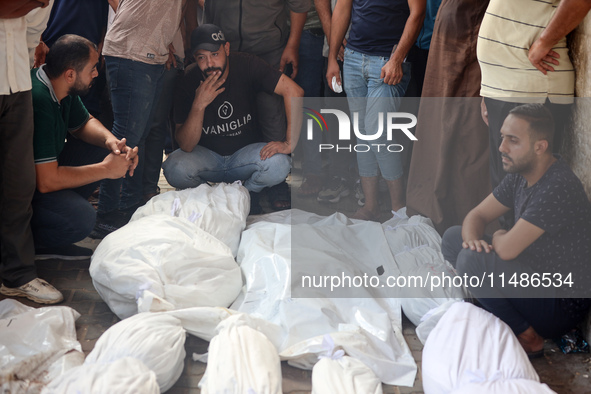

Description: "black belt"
307 28 325 37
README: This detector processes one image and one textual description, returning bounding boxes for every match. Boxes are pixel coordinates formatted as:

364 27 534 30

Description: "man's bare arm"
315 0 331 38
259 74 304 160
107 0 118 12
529 0 591 74
326 0 352 88
492 219 545 260
380 0 426 85
461 194 510 253
35 155 132 193
0 0 47 18
280 11 307 78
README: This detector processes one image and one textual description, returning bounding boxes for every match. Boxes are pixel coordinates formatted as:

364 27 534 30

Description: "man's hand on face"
193 71 226 111
260 141 291 160
462 239 493 253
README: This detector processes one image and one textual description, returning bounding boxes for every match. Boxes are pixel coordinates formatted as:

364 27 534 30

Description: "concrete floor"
2 166 590 393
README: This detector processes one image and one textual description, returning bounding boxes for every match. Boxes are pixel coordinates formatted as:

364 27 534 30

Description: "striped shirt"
477 0 574 103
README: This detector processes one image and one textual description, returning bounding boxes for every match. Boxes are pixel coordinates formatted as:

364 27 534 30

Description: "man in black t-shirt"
441 104 591 358
163 25 303 213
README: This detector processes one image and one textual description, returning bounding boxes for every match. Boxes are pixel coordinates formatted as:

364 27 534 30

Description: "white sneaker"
317 177 350 203
0 278 63 304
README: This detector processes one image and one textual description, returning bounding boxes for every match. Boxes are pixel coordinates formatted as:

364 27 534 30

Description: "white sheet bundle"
199 315 283 394
84 312 186 392
42 357 159 394
90 183 248 319
0 299 83 393
311 335 383 394
131 182 249 256
90 214 242 319
422 302 556 393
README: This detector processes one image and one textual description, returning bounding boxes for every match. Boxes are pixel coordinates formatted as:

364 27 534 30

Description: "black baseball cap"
190 24 227 54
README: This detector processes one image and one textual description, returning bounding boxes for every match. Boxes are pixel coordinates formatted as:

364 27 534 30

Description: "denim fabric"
31 189 97 248
322 58 356 180
143 67 180 196
295 30 325 177
31 136 106 249
343 48 410 180
162 142 290 193
98 56 165 214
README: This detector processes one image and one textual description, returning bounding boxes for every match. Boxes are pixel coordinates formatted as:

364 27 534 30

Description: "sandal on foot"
249 191 264 215
350 208 379 222
268 181 291 211
527 349 544 359
297 175 322 196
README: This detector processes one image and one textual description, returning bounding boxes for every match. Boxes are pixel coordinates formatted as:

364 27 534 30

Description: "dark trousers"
0 91 37 287
143 66 180 196
442 225 586 338
31 136 107 248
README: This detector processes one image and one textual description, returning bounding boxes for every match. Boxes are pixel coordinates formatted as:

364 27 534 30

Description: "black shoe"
35 244 93 261
89 211 129 239
120 202 144 221
249 191 264 215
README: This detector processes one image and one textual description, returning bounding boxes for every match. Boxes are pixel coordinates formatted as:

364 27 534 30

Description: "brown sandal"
350 208 380 222
297 175 323 196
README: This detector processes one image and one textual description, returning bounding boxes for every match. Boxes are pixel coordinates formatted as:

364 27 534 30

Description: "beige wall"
570 16 591 342
568 15 591 198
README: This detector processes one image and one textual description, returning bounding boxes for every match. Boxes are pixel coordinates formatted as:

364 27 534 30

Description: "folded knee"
456 248 486 277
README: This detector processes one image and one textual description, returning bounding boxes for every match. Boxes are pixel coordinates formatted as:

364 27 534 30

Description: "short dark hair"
508 104 555 151
44 34 98 79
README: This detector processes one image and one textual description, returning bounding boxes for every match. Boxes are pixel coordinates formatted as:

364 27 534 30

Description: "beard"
202 59 228 78
501 152 535 174
68 79 93 97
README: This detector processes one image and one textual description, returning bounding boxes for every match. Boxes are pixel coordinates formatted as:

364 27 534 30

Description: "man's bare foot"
517 326 545 357
350 208 379 222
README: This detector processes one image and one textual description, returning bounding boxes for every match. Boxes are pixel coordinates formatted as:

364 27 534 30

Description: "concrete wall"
569 15 591 197
569 13 591 344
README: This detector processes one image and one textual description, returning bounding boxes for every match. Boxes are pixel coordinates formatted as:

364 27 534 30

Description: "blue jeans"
162 143 291 193
143 67 180 196
295 30 325 178
31 190 97 248
98 56 165 214
343 48 410 180
441 226 587 338
31 137 107 248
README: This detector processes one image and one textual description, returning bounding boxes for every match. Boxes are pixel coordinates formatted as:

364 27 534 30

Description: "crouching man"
2 34 138 304
163 24 303 214
32 34 138 257
441 104 591 357
0 34 139 304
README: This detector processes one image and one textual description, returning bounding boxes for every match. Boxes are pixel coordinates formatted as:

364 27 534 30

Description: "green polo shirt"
31 66 89 164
